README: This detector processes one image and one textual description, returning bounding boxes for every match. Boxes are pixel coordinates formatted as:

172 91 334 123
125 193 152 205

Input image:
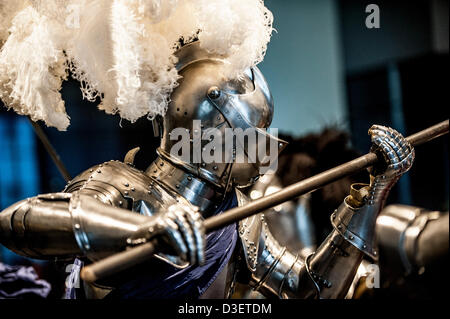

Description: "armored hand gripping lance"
80 119 449 283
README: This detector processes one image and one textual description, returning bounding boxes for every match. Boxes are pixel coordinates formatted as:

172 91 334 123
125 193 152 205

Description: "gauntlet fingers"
172 208 197 265
371 134 400 166
184 207 206 265
370 128 406 161
386 126 413 159
164 213 189 262
369 125 415 176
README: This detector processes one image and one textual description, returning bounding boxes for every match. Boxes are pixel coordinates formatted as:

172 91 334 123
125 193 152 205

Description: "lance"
27 117 72 183
81 119 449 283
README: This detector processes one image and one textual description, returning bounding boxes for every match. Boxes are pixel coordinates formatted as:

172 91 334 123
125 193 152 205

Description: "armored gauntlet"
330 125 415 258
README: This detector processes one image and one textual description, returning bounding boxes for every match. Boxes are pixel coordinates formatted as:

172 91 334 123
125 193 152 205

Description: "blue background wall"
260 0 348 136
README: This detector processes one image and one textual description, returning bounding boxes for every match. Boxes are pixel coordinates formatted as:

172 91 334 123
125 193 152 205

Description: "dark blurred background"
0 0 448 298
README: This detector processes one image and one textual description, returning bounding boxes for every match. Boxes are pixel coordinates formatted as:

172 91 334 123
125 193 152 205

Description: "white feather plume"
0 0 274 131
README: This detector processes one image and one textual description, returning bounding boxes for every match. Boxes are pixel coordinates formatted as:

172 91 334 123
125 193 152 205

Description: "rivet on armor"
124 183 129 187
201 163 206 168
119 201 123 206
349 235 354 240
90 169 93 173
207 87 221 100
74 224 81 230
213 166 218 171
338 225 342 229
124 191 129 196
187 176 193 181
176 185 180 189
97 170 101 174
131 187 135 192
363 244 367 249
84 244 90 250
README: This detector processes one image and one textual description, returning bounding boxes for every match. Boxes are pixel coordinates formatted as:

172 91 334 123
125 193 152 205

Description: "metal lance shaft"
81 120 449 283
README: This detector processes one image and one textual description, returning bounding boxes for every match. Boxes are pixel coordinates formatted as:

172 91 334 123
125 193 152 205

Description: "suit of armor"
0 42 415 299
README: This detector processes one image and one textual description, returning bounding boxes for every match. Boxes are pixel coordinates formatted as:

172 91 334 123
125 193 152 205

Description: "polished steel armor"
376 204 449 275
160 41 288 190
0 42 416 299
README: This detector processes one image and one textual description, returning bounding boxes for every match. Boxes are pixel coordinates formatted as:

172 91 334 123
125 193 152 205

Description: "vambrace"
0 193 157 261
0 193 80 259
244 182 401 299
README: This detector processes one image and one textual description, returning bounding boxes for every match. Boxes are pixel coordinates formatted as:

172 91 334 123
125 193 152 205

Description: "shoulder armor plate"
64 160 182 213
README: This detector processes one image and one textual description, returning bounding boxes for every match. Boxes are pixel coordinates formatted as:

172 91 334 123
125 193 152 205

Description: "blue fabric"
0 263 51 299
106 192 239 299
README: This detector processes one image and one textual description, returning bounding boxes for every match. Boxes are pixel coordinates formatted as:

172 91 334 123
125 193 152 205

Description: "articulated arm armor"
0 159 206 266
237 125 415 299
